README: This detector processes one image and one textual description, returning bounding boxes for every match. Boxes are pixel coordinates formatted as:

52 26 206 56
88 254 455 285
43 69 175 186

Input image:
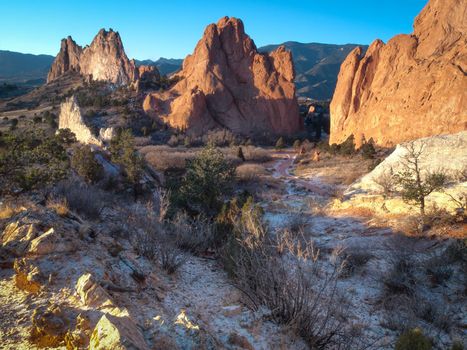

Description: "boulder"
30 305 70 348
144 17 302 137
76 273 116 310
89 314 150 350
330 0 467 147
14 258 43 293
28 228 75 255
1 222 38 256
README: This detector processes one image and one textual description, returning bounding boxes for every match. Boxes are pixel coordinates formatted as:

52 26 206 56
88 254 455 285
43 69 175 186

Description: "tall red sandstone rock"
143 17 302 136
330 0 467 147
47 29 157 86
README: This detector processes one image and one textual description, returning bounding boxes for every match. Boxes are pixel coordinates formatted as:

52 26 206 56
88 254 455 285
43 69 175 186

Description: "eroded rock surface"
143 17 302 137
330 0 467 147
48 29 159 87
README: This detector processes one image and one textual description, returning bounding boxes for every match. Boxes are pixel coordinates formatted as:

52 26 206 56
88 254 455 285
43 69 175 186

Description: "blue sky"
0 0 428 60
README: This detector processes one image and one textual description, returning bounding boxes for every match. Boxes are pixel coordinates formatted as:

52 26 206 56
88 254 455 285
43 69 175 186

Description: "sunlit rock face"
143 17 303 137
330 0 467 147
58 96 102 146
47 29 149 86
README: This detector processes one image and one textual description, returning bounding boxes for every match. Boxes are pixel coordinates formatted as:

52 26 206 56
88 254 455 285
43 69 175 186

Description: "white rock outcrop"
349 131 467 194
58 96 102 146
58 96 115 146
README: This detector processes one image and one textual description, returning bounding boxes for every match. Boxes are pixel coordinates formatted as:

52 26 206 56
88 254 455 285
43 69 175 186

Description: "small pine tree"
237 146 245 162
179 145 235 216
275 137 285 150
394 141 446 217
71 145 103 183
110 129 144 189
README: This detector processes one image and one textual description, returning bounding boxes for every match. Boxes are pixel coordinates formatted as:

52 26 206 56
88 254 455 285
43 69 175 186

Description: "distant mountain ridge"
259 42 368 100
135 58 183 76
0 50 54 83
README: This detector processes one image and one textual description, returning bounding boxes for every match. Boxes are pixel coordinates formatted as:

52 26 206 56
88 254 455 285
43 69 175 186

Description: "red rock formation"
47 36 82 82
330 0 467 147
143 17 302 137
47 29 146 86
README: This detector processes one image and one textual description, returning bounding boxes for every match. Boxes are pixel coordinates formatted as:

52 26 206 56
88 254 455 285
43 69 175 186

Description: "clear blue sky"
0 0 428 60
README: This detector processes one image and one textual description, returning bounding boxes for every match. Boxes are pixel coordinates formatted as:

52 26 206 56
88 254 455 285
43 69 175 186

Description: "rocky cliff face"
48 29 157 86
143 17 302 137
330 0 467 147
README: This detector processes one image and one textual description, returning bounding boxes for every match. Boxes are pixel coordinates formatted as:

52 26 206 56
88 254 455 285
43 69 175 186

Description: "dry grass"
0 204 18 220
46 197 69 217
236 163 267 182
141 145 197 171
221 146 272 162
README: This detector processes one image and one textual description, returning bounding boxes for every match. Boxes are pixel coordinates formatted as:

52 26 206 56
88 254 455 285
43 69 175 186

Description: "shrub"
360 137 376 159
395 141 446 217
71 146 103 183
383 256 416 297
0 129 71 193
293 139 301 150
178 145 235 216
339 134 356 155
236 164 266 182
225 198 351 349
237 146 245 161
275 137 285 150
110 129 144 187
53 180 106 220
9 118 18 130
374 169 395 198
46 197 69 217
340 248 373 277
395 328 432 350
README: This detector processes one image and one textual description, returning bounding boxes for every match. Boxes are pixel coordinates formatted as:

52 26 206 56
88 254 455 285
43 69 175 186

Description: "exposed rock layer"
143 17 302 137
330 0 467 147
47 29 158 86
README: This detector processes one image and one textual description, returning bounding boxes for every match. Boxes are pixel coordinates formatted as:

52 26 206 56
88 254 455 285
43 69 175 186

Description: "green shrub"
395 328 432 350
9 118 18 130
275 137 286 150
339 134 356 155
360 137 376 159
71 145 103 183
179 145 235 216
110 129 144 186
0 129 72 193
